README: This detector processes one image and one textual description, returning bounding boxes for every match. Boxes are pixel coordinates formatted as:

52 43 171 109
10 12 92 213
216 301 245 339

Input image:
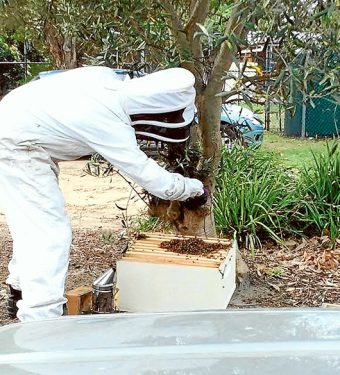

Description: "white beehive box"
116 233 236 312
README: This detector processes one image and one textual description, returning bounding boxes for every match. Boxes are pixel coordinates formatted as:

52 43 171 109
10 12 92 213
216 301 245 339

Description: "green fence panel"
285 93 339 137
284 92 303 136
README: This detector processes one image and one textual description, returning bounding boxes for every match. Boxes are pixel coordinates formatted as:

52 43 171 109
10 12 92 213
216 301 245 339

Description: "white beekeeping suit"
0 66 204 322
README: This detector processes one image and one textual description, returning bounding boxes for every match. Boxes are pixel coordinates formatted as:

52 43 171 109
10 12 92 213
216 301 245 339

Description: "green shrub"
297 141 339 242
131 215 167 233
213 146 298 249
0 36 23 93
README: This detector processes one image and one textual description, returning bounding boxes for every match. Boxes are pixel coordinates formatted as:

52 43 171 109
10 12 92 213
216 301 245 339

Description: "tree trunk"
62 36 78 69
150 1 246 238
148 200 216 236
44 21 78 69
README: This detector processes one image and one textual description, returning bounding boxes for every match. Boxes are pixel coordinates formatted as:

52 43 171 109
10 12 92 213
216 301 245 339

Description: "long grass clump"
214 146 297 249
214 141 339 249
297 141 339 241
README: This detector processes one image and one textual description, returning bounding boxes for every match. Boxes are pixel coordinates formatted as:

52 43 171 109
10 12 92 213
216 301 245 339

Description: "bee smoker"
92 267 117 314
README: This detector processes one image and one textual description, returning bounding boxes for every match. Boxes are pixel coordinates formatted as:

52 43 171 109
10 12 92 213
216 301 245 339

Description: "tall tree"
127 0 339 236
0 0 118 68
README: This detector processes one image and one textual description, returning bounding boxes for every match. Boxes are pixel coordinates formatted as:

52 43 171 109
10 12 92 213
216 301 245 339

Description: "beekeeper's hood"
123 68 196 143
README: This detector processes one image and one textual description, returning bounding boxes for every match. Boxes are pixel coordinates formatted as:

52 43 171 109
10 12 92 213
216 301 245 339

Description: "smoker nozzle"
93 267 117 292
92 267 117 314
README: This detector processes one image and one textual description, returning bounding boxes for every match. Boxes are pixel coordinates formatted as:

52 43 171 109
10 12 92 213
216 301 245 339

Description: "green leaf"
196 23 210 37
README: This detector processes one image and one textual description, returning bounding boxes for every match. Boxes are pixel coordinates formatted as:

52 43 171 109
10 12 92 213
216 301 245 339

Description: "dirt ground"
0 160 339 326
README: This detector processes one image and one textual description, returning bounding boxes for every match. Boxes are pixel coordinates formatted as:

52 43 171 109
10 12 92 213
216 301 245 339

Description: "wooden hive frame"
123 233 232 268
116 232 237 312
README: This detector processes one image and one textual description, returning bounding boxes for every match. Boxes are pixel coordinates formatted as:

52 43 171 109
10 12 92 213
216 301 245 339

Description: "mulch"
0 224 339 326
232 237 340 308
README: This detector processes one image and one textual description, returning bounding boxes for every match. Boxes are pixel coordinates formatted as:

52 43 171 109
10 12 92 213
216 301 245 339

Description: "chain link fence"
2 56 338 138
284 92 339 138
248 99 338 138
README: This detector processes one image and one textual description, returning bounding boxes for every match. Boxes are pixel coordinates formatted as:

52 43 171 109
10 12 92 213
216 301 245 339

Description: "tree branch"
184 0 209 35
157 0 189 57
157 0 210 78
208 3 248 93
183 0 209 89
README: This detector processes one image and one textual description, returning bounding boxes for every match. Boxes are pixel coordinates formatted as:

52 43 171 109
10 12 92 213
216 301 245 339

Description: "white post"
140 49 145 73
301 94 306 138
301 51 310 138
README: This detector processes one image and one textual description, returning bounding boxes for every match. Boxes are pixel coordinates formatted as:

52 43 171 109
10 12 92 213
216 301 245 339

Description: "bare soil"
0 160 339 326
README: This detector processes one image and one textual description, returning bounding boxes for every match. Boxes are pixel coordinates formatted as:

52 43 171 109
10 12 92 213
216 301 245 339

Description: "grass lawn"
262 131 332 169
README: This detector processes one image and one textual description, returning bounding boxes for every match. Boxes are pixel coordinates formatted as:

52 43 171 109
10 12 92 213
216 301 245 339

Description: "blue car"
220 104 264 148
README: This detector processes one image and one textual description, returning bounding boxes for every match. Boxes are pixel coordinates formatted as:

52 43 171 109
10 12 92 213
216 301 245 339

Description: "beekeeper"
0 67 207 322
